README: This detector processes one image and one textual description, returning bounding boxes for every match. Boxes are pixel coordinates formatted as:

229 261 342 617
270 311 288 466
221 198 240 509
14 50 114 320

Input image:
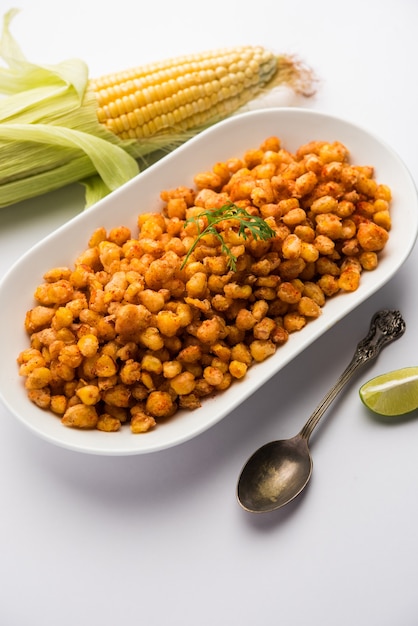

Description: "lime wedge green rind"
359 366 418 416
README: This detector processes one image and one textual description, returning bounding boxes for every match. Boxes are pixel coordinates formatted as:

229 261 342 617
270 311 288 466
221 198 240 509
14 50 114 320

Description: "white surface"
3 107 416 456
1 1 418 624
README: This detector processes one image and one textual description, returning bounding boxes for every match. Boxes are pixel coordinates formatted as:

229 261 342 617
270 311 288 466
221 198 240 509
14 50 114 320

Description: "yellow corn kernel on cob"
90 46 311 142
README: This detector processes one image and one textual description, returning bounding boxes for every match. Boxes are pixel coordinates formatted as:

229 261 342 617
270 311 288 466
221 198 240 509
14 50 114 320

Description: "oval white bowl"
0 108 417 455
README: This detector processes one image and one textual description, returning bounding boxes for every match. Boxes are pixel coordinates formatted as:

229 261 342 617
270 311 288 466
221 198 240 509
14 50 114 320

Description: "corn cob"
0 9 316 210
91 47 310 142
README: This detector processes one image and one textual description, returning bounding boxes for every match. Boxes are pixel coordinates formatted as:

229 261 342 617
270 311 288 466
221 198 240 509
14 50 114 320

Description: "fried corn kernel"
359 251 378 270
28 388 51 409
18 134 392 435
357 221 389 251
52 307 74 330
196 317 225 345
102 384 131 407
141 354 163 374
277 281 302 304
77 334 99 357
156 310 182 337
186 272 208 298
223 283 252 300
145 391 175 418
95 354 117 377
163 360 183 379
138 327 165 351
315 213 343 239
294 171 318 197
115 304 152 339
34 280 74 306
61 404 98 429
134 288 162 312
178 344 202 363
229 360 248 379
373 210 391 230
282 207 307 227
230 343 252 366
24 306 56 333
130 408 157 433
310 195 338 215
210 357 228 373
51 395 67 415
215 372 233 391
59 344 83 369
250 340 276 362
297 296 322 318
25 366 52 389
203 366 224 386
96 414 121 432
338 269 361 292
170 371 196 395
119 360 142 385
18 354 46 376
283 313 307 332
235 308 257 331
302 282 326 307
253 317 276 340
76 385 100 405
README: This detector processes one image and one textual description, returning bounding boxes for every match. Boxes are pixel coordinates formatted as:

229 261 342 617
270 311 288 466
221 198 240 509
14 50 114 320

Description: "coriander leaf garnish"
180 203 276 271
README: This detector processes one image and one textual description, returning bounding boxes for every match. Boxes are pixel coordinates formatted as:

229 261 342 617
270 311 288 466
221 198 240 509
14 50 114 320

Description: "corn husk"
0 9 317 210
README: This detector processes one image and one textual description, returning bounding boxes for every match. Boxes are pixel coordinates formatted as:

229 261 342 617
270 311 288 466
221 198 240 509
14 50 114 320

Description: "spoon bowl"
237 310 406 513
237 436 312 512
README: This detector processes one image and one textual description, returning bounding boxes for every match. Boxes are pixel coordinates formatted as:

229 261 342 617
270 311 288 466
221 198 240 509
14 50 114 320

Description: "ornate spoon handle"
299 310 406 442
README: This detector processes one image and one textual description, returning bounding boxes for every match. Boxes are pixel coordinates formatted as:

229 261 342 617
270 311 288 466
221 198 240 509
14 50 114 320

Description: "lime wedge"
359 366 418 416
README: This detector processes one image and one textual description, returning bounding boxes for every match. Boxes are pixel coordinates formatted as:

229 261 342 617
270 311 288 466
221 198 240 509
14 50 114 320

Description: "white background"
1 1 418 624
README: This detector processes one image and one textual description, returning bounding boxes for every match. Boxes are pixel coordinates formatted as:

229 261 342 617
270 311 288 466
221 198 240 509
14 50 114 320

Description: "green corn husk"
0 9 317 210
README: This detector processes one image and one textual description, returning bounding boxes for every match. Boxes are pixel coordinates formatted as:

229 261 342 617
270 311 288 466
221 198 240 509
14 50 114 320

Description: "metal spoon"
237 309 406 513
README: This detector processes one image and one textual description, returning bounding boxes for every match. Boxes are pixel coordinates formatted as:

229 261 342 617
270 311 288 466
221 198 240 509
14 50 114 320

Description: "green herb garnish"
181 202 276 271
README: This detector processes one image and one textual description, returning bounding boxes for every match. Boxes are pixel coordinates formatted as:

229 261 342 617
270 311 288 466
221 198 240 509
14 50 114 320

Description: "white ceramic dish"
0 108 417 455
